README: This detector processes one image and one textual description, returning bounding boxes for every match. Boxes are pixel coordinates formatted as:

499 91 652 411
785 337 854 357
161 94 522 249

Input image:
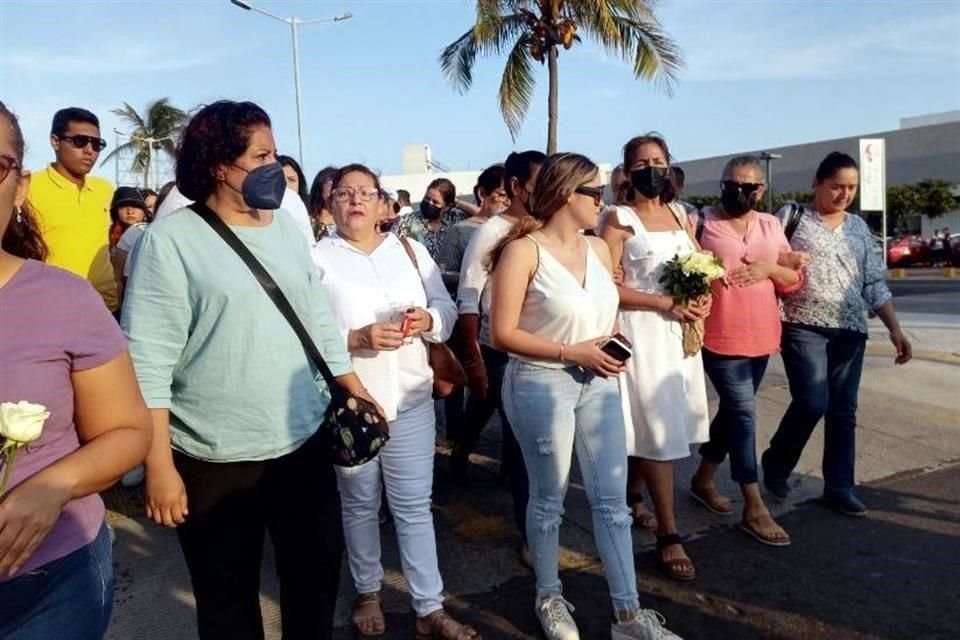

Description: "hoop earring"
15 206 22 224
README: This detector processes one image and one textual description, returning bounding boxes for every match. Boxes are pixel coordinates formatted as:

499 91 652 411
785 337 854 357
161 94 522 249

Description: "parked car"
887 236 933 267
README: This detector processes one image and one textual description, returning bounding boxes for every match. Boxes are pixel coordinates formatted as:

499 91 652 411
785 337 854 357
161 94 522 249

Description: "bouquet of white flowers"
0 401 49 496
658 251 726 357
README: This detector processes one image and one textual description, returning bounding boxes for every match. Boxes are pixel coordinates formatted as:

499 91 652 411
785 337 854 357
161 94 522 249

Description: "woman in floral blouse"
762 152 912 517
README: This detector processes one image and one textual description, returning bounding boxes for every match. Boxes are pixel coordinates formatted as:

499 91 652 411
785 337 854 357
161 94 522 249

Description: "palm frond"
440 28 480 92
611 15 684 94
498 33 537 140
440 13 529 92
99 140 139 167
111 102 147 131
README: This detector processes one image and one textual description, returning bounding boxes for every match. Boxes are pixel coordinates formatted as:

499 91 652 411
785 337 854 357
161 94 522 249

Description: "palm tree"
101 98 188 189
440 0 683 153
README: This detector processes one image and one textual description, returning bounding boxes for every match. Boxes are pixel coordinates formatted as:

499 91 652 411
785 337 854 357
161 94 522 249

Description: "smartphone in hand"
600 333 632 361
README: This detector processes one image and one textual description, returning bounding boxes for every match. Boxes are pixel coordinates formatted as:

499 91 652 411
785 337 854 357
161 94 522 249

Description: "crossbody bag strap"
189 202 340 388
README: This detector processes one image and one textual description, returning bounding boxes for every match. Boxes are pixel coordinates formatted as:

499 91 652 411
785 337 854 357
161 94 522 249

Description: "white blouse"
515 236 620 369
311 232 457 420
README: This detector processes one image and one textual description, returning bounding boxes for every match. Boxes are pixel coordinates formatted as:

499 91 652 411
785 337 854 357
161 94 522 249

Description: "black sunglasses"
721 180 763 195
0 153 20 184
59 135 108 152
575 185 605 207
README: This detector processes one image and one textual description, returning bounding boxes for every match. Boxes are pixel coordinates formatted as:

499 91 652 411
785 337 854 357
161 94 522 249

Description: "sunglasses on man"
58 135 108 152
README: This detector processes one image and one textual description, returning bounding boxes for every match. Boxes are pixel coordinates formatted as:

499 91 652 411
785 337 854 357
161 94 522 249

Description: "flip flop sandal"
353 592 386 638
656 533 696 581
689 485 734 515
415 610 482 640
628 492 658 530
740 519 792 547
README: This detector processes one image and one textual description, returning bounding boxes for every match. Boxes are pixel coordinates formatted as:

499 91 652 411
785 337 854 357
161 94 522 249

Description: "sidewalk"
867 313 960 361
102 352 960 639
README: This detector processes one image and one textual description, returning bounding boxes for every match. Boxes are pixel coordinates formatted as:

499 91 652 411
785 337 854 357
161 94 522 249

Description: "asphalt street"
888 278 960 316
332 464 960 640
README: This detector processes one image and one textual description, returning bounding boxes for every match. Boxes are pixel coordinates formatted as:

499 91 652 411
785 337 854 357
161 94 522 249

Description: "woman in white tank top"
488 154 683 640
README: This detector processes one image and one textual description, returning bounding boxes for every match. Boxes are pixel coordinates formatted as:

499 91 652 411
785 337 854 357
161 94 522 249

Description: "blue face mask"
231 162 286 210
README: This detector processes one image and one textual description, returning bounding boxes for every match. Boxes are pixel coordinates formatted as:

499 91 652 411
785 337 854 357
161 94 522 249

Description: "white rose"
0 401 50 444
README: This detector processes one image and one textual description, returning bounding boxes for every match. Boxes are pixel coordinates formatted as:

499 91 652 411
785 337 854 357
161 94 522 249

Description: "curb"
865 343 960 365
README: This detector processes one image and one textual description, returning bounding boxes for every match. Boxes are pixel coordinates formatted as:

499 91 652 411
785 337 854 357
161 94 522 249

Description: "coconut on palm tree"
440 0 683 153
101 98 188 189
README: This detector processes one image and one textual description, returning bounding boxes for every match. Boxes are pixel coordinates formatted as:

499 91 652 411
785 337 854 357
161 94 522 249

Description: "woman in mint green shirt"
122 101 377 640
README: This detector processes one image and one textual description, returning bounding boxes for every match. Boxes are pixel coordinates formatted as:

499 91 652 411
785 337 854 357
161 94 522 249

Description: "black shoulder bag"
190 203 389 467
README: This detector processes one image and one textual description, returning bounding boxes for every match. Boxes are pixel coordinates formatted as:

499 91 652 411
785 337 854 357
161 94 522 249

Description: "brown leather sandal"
415 609 482 640
656 533 696 581
353 592 385 637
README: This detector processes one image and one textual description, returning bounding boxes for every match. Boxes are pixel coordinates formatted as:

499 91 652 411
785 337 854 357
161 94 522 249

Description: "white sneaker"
611 609 683 640
536 595 579 640
120 464 145 488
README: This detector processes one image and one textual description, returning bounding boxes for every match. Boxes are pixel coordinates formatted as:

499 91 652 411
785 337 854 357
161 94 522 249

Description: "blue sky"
1 0 958 185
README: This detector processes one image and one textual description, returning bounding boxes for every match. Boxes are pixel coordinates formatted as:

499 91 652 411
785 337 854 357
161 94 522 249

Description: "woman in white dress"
599 134 710 581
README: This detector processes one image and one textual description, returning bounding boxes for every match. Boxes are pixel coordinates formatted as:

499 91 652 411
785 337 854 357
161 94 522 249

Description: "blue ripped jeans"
503 359 639 612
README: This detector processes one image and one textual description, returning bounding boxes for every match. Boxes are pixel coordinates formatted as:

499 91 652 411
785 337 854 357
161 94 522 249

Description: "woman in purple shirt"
0 101 153 640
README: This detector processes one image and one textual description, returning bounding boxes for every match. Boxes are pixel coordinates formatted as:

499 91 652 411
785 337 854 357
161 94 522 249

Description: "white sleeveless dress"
612 205 709 460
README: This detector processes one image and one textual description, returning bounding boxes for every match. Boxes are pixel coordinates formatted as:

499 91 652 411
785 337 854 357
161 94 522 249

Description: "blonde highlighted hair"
487 152 598 272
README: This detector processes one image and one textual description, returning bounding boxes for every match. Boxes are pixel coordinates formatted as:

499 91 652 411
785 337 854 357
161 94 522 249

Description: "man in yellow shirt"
28 107 118 311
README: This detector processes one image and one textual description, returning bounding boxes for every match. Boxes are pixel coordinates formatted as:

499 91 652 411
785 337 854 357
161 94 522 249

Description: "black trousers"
458 345 530 540
173 431 344 640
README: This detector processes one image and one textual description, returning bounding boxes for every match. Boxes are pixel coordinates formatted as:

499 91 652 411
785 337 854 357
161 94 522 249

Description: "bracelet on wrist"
559 342 567 363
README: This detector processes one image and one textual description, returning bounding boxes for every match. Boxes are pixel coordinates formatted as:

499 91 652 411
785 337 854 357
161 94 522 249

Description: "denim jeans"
699 350 770 484
336 400 444 617
0 522 113 640
503 359 639 612
763 323 867 496
458 345 529 539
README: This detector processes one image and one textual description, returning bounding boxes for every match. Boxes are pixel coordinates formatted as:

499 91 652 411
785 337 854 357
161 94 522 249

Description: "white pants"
334 399 444 617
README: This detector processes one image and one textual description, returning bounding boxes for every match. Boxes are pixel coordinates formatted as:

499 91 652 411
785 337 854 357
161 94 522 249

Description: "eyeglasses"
58 135 108 152
575 185 605 207
0 153 20 184
331 187 381 202
721 181 763 195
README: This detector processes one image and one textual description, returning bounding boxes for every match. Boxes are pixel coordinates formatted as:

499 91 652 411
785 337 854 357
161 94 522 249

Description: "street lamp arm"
298 12 353 26
228 0 289 24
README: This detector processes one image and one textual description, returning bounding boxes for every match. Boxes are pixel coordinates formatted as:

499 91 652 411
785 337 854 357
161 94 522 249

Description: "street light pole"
759 151 783 213
229 0 352 166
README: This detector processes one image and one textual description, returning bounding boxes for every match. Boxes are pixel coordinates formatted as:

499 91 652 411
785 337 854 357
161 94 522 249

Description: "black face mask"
720 187 756 217
630 166 669 199
420 201 443 220
229 162 287 210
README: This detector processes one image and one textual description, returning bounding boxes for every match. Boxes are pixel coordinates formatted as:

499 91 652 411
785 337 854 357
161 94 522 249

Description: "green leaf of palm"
439 0 683 142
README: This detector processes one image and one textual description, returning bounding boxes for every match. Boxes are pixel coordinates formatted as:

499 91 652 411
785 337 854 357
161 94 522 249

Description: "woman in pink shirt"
687 156 802 547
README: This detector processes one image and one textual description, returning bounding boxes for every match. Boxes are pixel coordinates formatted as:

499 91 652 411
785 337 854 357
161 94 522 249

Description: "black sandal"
655 533 696 582
627 492 657 530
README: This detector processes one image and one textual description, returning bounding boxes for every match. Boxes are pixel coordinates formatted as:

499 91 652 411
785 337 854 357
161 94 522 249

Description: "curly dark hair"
175 100 272 202
1 101 48 261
